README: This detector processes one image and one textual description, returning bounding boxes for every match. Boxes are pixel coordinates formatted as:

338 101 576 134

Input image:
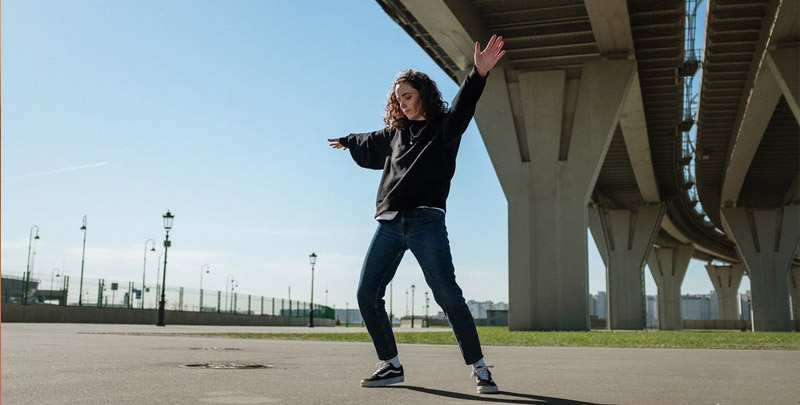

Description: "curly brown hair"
384 70 448 130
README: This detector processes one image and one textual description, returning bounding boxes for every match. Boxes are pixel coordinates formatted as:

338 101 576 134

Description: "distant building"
334 308 364 325
590 292 607 319
740 290 752 320
681 292 720 320
466 300 508 319
646 295 659 328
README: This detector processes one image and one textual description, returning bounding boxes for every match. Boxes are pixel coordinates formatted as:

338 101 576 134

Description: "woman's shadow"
388 385 605 404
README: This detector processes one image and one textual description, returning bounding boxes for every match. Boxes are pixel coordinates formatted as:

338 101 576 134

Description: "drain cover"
181 363 272 369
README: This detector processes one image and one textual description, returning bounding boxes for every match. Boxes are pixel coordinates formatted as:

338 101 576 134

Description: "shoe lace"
374 361 394 373
470 365 494 381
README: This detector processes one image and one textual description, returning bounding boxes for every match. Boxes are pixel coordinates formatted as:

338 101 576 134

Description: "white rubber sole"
361 375 405 387
477 385 499 394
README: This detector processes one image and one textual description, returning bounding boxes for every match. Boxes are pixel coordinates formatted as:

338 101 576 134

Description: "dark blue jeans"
357 208 483 365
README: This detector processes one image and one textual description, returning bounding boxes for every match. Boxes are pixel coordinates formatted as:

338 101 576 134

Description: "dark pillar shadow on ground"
388 386 605 404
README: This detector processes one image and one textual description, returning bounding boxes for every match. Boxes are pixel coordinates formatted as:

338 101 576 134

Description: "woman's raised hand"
328 138 346 150
474 34 506 77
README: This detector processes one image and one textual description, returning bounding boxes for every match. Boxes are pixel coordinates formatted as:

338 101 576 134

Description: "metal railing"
680 0 725 236
1 271 334 319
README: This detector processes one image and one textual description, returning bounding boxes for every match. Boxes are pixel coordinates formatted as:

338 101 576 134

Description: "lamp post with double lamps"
200 264 210 311
142 239 156 309
225 275 234 312
156 210 174 327
23 225 40 304
50 268 60 293
308 252 317 328
78 215 87 306
411 284 416 328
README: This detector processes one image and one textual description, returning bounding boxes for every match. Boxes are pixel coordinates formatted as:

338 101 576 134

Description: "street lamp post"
424 291 430 327
142 239 155 309
50 268 60 292
200 264 210 311
225 275 234 312
389 281 393 325
309 252 317 328
346 302 349 327
155 253 164 309
411 284 416 328
230 278 237 314
78 215 87 306
156 210 174 327
24 225 40 305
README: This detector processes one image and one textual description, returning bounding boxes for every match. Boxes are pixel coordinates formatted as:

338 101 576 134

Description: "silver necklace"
409 122 428 145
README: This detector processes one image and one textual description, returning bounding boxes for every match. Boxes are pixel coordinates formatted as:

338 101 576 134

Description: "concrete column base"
647 244 693 330
589 204 665 330
504 60 636 331
721 205 800 331
706 264 746 321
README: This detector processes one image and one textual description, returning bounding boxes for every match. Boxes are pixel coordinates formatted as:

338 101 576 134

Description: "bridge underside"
376 0 799 331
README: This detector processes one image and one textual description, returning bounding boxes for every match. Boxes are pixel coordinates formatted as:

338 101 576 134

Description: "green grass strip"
183 327 800 350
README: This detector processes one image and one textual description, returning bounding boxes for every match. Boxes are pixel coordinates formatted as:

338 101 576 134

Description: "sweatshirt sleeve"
444 66 488 143
340 128 393 170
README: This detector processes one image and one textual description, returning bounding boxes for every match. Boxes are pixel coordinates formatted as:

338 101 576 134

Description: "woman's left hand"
474 34 505 77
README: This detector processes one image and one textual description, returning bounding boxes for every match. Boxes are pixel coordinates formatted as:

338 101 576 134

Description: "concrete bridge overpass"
375 0 799 331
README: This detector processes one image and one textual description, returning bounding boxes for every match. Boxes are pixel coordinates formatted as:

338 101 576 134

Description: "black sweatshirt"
340 66 487 217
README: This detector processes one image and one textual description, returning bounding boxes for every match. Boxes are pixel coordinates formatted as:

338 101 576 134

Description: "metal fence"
1 271 334 319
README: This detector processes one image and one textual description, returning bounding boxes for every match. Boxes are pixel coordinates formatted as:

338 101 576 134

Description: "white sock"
385 355 401 368
471 358 487 369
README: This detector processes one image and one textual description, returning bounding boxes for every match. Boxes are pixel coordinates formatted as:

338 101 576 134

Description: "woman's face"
394 82 425 121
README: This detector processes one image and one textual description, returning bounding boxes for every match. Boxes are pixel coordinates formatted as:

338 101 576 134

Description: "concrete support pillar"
503 60 636 330
589 204 665 330
705 264 746 321
647 244 694 330
721 205 800 331
790 265 800 329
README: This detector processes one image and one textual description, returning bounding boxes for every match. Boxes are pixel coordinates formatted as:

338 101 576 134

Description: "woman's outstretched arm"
327 129 393 170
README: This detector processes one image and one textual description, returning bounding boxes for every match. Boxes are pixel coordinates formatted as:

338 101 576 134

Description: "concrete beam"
590 204 665 330
586 0 660 204
721 0 798 205
620 76 661 203
584 0 635 57
648 244 694 330
720 56 783 205
705 264 746 321
765 46 800 122
721 205 800 331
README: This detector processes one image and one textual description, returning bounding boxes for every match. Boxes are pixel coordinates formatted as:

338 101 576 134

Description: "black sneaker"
361 361 404 387
471 365 498 394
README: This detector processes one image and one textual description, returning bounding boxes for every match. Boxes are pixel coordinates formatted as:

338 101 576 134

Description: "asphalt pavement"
2 323 799 404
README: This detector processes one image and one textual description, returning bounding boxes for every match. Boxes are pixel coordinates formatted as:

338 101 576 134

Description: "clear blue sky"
1 0 745 315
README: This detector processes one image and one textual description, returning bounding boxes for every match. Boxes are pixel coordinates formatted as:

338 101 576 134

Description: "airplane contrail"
2 162 110 180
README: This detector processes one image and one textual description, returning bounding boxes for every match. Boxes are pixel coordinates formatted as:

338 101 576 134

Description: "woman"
328 35 505 394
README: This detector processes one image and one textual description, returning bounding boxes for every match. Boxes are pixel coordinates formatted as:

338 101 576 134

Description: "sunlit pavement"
2 323 799 404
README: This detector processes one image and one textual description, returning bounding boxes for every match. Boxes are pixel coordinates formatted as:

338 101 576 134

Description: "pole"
78 215 87 306
411 284 416 328
200 264 209 311
157 231 170 326
24 226 40 305
155 253 163 309
389 281 393 325
309 262 315 328
142 239 154 309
